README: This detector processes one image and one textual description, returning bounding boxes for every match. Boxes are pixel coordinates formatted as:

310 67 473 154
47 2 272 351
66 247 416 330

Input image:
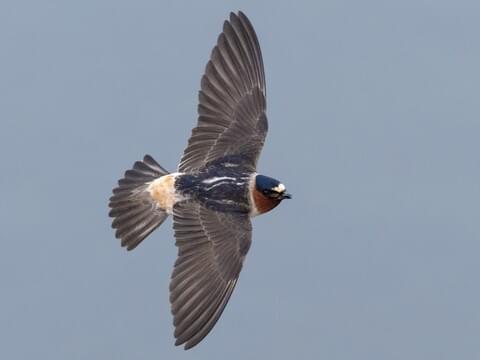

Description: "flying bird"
108 11 291 349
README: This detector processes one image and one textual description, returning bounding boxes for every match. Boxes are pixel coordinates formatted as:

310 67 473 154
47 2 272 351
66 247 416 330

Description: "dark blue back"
175 156 253 213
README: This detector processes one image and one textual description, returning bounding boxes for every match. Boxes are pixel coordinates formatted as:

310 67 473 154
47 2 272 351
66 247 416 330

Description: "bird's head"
252 175 291 215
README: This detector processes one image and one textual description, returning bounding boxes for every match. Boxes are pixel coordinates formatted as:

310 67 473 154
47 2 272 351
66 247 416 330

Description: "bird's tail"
108 155 169 250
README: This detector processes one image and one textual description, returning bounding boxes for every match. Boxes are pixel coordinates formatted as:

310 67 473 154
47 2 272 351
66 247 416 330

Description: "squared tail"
108 155 169 250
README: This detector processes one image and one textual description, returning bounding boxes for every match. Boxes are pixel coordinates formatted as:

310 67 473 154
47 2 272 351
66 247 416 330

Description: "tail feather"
109 155 169 251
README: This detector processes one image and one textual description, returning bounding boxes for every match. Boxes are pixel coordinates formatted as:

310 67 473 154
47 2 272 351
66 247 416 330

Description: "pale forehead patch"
272 183 286 193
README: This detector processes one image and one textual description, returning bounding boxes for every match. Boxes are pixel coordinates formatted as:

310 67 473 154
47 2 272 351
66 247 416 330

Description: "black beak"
281 192 292 200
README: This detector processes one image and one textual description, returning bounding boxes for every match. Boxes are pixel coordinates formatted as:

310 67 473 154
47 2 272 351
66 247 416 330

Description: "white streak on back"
202 176 236 184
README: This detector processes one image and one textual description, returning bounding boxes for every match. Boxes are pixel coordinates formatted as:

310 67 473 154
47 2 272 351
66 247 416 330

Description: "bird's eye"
262 188 281 198
261 188 283 199
270 191 280 198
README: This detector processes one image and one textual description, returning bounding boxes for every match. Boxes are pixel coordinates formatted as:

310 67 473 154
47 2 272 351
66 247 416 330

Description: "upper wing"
178 11 268 173
170 201 252 349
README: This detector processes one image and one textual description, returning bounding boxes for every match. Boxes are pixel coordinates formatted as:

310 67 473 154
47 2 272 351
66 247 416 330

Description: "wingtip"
183 342 195 350
230 10 249 22
237 10 247 19
176 337 198 351
125 243 136 251
174 338 191 350
222 19 229 30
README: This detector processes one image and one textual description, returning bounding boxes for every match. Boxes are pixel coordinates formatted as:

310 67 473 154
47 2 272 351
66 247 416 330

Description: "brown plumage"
252 188 282 214
108 11 291 350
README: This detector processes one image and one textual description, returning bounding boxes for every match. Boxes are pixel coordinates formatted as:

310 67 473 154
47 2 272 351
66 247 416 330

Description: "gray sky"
1 0 479 359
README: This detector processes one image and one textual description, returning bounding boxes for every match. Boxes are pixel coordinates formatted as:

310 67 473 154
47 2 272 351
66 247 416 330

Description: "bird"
108 11 291 350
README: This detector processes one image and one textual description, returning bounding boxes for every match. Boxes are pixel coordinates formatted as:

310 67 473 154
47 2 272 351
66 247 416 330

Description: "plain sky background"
1 0 479 359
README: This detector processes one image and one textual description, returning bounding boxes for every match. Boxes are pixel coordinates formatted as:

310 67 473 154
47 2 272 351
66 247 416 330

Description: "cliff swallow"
108 11 291 349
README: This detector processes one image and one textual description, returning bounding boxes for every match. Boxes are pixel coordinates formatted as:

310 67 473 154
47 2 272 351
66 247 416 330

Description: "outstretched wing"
178 11 268 173
170 201 252 349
